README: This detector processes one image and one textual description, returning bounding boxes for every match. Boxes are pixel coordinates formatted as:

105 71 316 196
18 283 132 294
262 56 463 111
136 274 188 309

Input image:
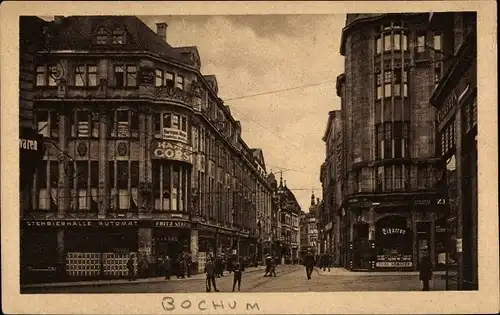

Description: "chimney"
54 16 64 24
156 22 168 42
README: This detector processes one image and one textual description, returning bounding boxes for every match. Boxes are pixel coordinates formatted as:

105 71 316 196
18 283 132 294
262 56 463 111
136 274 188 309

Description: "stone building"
275 174 300 263
428 12 477 290
320 110 342 264
336 13 448 271
20 15 273 282
299 194 319 256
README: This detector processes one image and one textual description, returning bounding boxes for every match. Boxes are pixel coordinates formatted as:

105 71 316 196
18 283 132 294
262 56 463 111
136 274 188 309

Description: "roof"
322 110 341 142
251 148 266 170
41 16 192 65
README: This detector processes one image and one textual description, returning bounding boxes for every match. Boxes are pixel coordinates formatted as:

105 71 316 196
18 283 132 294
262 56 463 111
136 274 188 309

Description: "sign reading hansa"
152 141 192 164
162 128 188 144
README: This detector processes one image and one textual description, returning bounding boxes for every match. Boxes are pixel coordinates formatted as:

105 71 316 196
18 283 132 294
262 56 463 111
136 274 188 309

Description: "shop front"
197 223 217 272
373 216 413 270
152 220 191 276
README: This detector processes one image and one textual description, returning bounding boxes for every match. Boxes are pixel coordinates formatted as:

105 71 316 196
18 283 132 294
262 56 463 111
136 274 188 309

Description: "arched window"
112 27 125 45
96 27 108 44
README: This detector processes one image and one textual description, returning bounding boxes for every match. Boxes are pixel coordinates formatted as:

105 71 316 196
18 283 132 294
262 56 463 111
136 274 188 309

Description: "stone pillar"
57 111 69 218
98 107 108 218
429 211 436 269
190 228 199 259
56 229 65 279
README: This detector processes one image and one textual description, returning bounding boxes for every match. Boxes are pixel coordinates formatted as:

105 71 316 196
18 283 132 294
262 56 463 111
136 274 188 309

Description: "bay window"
376 72 383 100
153 112 189 138
153 162 189 212
384 71 392 98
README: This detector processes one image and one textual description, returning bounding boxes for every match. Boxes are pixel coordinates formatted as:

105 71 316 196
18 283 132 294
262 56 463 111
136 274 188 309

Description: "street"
22 265 446 293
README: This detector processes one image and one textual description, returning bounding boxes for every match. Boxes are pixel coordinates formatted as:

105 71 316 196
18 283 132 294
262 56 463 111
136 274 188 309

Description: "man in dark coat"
204 257 219 292
419 253 433 291
163 255 172 280
127 254 136 281
303 251 316 280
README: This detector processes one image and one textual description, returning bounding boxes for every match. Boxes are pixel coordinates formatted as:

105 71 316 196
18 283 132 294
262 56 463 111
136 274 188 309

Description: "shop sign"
155 220 190 228
381 228 407 235
19 132 44 161
155 236 179 242
19 138 40 152
376 253 412 267
376 261 413 267
162 128 188 144
98 220 138 227
152 141 192 164
24 220 93 227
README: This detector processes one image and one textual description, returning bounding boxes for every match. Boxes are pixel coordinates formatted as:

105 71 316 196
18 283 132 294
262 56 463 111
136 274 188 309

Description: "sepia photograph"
2 1 498 314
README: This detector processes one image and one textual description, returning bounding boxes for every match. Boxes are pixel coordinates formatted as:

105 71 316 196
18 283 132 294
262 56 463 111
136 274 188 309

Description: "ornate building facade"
337 13 448 271
20 16 273 282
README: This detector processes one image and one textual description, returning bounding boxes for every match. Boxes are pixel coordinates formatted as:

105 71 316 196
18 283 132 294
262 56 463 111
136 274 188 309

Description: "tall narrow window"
130 111 139 135
48 65 57 86
376 166 384 191
153 113 161 137
417 34 426 52
112 28 124 45
418 165 428 189
108 161 115 189
376 72 383 100
117 161 128 190
394 71 402 97
384 71 392 98
433 33 442 51
165 72 175 88
376 36 382 54
434 62 443 87
90 161 99 189
176 75 184 89
384 34 391 52
402 34 408 51
402 123 409 157
75 65 85 86
126 65 137 86
96 27 107 44
394 165 403 190
130 161 139 188
76 161 88 189
49 111 59 138
385 165 393 191
77 111 90 137
116 110 129 137
163 113 171 128
403 70 408 97
87 65 97 86
394 33 401 51
171 114 180 129
376 124 384 159
181 116 187 132
155 69 164 87
114 65 124 87
162 165 171 210
36 66 46 86
384 123 393 158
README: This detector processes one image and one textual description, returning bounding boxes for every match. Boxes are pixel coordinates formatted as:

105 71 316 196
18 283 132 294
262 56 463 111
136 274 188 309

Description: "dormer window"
96 27 108 44
112 27 125 45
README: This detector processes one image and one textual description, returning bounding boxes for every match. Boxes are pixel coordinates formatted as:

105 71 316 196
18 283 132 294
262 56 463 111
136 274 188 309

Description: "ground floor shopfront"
339 193 447 272
20 218 257 283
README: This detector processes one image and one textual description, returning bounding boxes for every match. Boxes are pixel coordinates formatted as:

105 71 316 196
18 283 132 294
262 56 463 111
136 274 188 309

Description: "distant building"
320 110 342 264
429 11 477 290
275 174 300 263
299 193 320 256
336 13 448 271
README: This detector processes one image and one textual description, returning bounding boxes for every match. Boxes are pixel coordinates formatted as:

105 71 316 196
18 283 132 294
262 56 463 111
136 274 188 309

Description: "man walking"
304 250 315 280
232 262 243 292
204 257 219 292
419 253 433 291
163 255 171 280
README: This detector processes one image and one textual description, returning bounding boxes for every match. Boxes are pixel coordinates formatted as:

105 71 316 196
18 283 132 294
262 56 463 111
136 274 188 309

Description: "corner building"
21 16 271 282
337 13 447 271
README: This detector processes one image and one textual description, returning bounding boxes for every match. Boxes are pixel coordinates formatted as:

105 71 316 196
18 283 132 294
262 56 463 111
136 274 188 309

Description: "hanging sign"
381 228 407 235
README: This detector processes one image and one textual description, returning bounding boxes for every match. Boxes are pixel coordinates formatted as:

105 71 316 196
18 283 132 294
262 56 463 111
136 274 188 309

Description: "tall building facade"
337 13 447 271
20 16 273 283
299 194 319 256
275 175 300 263
320 110 342 265
429 12 477 290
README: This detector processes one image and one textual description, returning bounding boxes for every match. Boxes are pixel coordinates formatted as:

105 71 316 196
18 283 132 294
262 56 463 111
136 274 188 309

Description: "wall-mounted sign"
376 253 412 267
19 138 39 152
162 128 188 144
154 220 190 228
152 141 192 164
155 236 180 242
381 228 407 235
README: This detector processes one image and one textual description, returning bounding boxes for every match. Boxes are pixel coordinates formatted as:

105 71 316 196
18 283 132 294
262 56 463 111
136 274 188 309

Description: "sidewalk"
317 267 446 277
21 265 267 289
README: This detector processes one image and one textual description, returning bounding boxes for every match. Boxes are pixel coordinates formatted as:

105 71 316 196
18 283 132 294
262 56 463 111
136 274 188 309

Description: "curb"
21 266 268 289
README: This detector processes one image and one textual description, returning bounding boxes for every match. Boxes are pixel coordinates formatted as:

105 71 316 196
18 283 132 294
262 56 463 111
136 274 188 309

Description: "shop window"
176 75 184 90
96 27 108 44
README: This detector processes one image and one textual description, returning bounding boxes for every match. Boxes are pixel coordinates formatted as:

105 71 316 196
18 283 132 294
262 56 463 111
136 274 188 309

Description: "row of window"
36 64 138 87
375 30 442 55
376 69 408 99
463 97 477 134
155 69 184 90
440 122 456 157
151 162 190 212
354 164 431 192
375 122 409 159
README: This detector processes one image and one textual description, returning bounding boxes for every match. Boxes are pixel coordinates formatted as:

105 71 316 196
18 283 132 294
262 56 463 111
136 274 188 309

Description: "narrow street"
22 265 445 293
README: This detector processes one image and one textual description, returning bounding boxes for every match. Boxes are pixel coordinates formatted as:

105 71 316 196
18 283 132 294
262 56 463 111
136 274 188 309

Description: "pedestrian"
185 252 192 278
232 262 243 292
127 254 136 281
264 254 271 276
204 257 219 292
163 255 171 280
304 250 315 280
419 253 433 291
140 254 149 278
